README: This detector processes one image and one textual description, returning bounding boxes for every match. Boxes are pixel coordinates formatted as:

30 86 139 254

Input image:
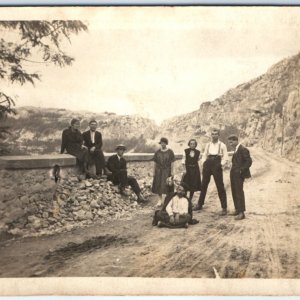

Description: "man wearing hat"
228 135 252 220
82 120 105 176
107 144 146 203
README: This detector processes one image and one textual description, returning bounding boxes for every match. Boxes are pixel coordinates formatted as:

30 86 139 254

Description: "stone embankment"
0 153 182 239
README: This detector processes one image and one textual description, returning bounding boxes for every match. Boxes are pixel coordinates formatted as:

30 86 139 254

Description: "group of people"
152 129 252 228
61 118 146 203
60 119 252 229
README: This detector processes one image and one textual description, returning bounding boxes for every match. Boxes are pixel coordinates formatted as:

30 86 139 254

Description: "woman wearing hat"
181 139 202 202
152 137 175 207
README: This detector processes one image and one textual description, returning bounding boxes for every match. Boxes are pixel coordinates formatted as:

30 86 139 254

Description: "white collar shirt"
90 130 95 144
201 140 229 166
166 195 189 216
235 143 241 153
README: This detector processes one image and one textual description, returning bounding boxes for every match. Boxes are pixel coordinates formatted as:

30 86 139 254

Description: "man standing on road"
82 120 105 176
194 128 228 215
228 135 252 220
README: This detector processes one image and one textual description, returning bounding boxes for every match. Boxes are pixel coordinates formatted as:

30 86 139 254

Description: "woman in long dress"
182 139 202 202
152 137 175 207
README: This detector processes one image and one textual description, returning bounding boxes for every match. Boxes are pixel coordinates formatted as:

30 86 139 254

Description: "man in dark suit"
107 144 146 203
82 120 105 176
228 135 252 220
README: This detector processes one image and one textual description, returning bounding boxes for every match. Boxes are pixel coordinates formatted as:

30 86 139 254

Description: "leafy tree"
0 21 88 155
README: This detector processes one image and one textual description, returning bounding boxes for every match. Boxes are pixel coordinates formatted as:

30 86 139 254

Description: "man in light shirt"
155 184 191 228
194 129 228 215
82 120 105 176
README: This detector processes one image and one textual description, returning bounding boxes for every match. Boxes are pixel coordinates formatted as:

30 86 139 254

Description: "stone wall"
0 154 182 240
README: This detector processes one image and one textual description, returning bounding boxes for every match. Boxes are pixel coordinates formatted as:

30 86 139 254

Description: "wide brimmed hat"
159 137 168 145
115 144 127 151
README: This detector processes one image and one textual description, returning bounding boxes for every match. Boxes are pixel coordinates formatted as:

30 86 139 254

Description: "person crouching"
155 184 191 228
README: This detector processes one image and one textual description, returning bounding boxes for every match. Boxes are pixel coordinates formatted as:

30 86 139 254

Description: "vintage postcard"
0 6 299 296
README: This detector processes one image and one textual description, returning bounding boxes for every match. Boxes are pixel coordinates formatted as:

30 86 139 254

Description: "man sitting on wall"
60 118 89 177
82 120 105 176
106 144 146 203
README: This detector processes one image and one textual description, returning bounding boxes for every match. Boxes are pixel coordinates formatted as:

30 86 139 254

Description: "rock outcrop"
160 53 300 162
2 53 300 161
0 158 182 239
21 177 152 237
4 107 159 154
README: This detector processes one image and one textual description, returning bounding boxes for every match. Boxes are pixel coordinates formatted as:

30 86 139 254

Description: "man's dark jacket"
106 154 127 184
82 130 103 150
60 127 83 155
231 144 252 179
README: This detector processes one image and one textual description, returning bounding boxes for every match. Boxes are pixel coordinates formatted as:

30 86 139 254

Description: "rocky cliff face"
160 53 300 162
3 107 159 154
3 53 300 160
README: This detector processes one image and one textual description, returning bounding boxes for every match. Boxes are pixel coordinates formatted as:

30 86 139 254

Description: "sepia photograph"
0 5 299 296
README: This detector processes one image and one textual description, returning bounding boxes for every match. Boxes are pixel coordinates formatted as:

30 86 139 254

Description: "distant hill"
2 53 300 161
159 53 300 162
3 107 159 155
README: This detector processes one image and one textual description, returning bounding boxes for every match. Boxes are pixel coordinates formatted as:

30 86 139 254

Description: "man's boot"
235 212 245 220
119 185 127 196
219 208 227 216
228 210 239 216
137 193 146 203
193 203 203 211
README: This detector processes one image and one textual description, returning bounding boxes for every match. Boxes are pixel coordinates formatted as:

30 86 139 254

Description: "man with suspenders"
194 128 229 215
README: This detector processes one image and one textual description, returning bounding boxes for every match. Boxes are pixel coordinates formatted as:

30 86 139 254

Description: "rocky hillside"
160 52 300 162
2 53 300 159
3 107 159 155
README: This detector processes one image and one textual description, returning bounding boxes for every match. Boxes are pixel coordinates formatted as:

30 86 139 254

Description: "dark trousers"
109 170 141 196
230 169 246 212
73 149 89 173
198 158 227 209
88 149 105 175
156 210 191 227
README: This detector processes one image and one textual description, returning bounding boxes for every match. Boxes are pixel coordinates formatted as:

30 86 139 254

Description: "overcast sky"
2 7 300 124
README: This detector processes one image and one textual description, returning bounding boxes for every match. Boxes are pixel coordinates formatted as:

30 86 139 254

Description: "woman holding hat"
152 137 175 207
181 139 202 202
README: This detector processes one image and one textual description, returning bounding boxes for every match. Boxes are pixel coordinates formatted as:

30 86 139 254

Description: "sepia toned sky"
2 7 300 124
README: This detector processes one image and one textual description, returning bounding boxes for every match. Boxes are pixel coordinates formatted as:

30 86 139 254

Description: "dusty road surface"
0 147 299 278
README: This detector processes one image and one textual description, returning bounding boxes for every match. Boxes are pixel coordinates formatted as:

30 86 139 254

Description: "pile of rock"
10 177 153 237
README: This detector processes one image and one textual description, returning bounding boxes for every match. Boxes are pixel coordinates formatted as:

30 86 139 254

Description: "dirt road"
0 147 299 278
